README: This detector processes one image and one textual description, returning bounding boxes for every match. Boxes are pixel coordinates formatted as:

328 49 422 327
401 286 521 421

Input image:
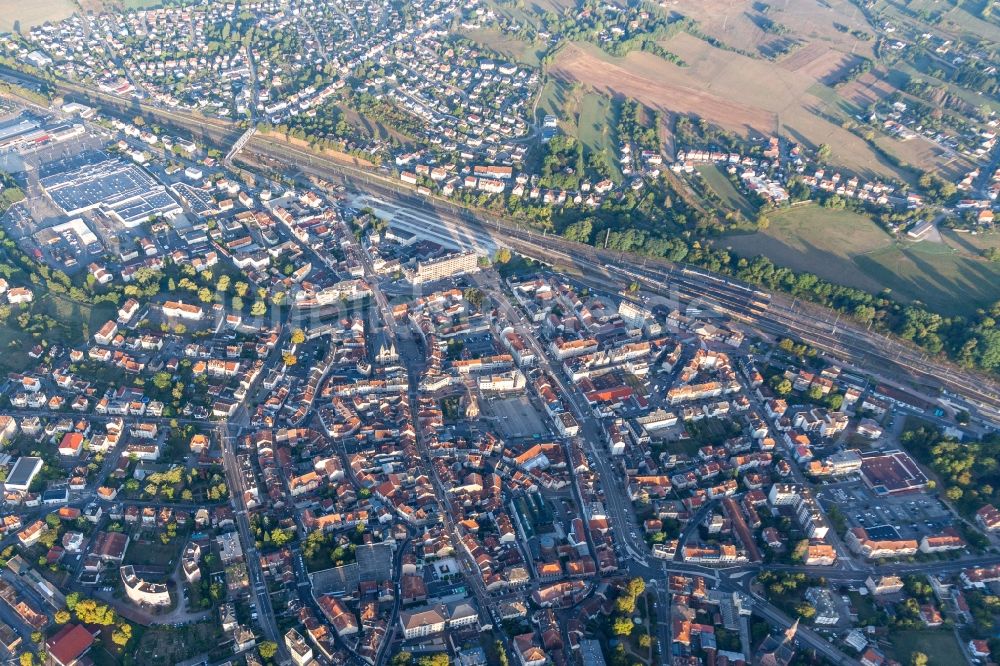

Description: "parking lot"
817 481 953 540
484 395 550 439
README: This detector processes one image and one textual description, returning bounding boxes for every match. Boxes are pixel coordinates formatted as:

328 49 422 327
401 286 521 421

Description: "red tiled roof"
47 624 94 666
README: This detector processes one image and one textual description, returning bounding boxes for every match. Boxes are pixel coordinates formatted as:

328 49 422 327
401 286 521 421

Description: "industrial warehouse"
38 150 181 227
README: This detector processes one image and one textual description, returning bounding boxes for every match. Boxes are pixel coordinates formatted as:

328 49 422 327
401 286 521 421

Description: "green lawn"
721 205 1000 316
46 293 119 336
886 629 964 665
698 164 756 217
124 538 180 569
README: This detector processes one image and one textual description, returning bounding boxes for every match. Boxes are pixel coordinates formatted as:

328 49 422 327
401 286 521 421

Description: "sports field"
722 205 1000 316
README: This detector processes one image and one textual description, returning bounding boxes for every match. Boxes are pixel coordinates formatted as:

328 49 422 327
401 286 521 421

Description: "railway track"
6 64 1000 423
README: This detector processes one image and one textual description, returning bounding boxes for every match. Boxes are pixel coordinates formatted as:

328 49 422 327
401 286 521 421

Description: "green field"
805 81 864 118
0 292 117 372
461 28 544 68
577 92 619 168
697 164 756 217
536 78 568 122
535 79 621 177
886 629 964 665
722 205 1000 316
941 228 1000 254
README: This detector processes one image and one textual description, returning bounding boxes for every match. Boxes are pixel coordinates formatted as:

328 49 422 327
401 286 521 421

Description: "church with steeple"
753 618 799 666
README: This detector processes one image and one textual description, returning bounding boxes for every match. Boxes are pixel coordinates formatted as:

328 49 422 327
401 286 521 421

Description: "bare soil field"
549 39 910 181
839 72 898 109
777 42 828 72
784 47 863 87
0 0 76 32
550 41 776 133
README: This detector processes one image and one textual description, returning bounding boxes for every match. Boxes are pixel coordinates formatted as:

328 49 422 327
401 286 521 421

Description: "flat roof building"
5 457 42 492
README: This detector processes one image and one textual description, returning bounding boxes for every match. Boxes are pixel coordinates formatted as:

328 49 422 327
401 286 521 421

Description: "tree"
111 624 132 647
282 353 297 366
258 641 278 660
290 329 305 345
563 219 593 243
250 300 267 316
418 655 449 666
74 599 116 625
639 634 652 648
826 393 844 410
152 372 173 390
463 288 485 308
911 652 928 666
19 653 32 666
391 652 413 666
65 592 79 610
796 603 816 620
817 143 832 162
616 595 636 615
612 615 634 636
54 610 70 624
494 247 512 264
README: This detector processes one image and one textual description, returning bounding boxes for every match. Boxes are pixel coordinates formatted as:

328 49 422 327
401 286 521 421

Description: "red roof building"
46 624 95 666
